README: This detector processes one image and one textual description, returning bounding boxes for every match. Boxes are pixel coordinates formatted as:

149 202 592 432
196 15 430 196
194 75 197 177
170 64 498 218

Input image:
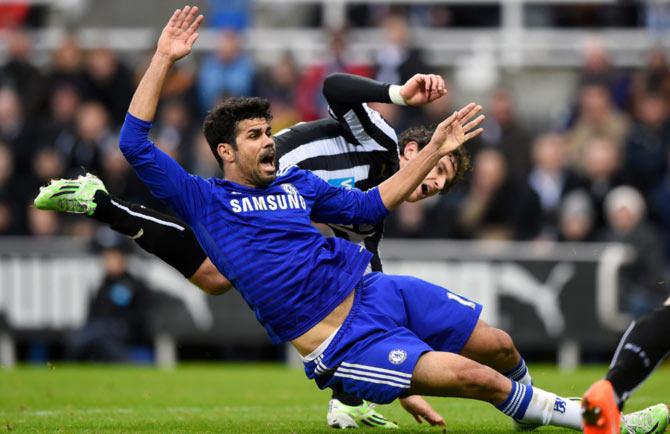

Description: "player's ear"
402 140 420 160
218 143 235 164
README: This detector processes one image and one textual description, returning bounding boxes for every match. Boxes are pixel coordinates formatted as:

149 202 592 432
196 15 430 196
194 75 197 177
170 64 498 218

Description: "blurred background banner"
0 238 634 369
0 0 669 367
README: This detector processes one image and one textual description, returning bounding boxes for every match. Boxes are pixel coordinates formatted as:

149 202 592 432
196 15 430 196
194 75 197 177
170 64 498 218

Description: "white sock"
520 386 582 430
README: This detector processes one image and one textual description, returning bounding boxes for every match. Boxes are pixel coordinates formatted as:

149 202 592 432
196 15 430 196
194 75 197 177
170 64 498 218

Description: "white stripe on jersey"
343 103 398 154
278 136 386 170
310 165 371 185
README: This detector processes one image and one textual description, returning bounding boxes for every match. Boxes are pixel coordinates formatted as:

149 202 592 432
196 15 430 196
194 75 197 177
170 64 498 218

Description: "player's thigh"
409 351 510 403
328 327 431 405
380 274 483 354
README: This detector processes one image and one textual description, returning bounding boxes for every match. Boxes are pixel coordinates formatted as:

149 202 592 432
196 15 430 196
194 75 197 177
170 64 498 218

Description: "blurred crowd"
1 9 669 315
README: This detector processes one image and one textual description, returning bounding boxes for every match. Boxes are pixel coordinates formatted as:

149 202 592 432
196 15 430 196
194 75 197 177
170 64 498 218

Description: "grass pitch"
1 363 669 433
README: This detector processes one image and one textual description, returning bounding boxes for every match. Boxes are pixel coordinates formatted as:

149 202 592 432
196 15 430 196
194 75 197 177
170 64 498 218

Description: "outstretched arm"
129 6 203 122
119 6 209 223
321 72 447 152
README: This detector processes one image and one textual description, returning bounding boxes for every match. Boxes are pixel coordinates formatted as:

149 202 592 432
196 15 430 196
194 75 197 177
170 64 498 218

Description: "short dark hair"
398 125 471 192
203 97 273 168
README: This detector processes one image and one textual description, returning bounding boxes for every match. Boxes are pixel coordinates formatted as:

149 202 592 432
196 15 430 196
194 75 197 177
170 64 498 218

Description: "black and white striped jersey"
275 74 400 272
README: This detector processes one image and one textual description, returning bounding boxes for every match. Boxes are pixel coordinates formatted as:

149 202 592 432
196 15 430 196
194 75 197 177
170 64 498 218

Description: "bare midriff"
291 289 355 357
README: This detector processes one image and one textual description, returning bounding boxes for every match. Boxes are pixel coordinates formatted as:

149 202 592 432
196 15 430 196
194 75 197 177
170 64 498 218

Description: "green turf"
1 363 668 433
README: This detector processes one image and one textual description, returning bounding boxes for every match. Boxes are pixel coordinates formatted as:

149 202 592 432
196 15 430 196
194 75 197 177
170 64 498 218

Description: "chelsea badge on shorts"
388 349 407 365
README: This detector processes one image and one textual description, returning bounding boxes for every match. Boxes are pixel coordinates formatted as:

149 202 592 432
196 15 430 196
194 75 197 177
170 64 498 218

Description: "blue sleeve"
119 113 211 224
304 169 389 225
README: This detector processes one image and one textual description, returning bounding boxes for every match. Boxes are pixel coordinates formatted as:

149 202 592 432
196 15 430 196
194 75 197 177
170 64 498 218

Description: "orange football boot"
582 379 621 434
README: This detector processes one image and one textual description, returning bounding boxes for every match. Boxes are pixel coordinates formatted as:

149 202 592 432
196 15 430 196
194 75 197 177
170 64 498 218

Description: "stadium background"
0 0 669 371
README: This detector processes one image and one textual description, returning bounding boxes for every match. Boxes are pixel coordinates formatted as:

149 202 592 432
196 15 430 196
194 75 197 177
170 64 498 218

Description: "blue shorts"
303 272 482 404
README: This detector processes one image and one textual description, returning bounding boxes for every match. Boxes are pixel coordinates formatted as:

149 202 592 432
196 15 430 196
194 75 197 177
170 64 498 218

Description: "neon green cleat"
621 404 669 434
34 173 107 216
327 399 398 429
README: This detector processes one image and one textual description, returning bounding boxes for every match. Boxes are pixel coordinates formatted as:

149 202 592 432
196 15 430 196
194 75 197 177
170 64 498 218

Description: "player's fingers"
176 5 190 28
168 9 181 27
456 103 476 120
187 32 199 47
464 127 484 141
459 104 482 123
413 414 423 424
463 114 485 132
182 6 198 30
439 111 459 129
431 74 440 91
187 14 204 35
436 75 446 91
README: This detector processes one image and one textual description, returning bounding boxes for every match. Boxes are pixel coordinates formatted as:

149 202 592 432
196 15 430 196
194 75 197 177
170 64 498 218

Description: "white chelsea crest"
388 349 407 365
281 183 299 195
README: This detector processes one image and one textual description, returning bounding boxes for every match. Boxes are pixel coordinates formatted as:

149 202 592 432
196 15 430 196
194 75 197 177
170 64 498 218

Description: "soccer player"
35 34 470 434
39 6 668 433
582 297 670 434
36 74 473 429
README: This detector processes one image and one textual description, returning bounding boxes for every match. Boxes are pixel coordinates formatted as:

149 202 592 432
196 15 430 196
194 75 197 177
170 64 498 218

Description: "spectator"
581 136 627 231
0 87 42 177
46 35 84 93
374 13 432 130
566 83 630 169
197 30 255 113
0 28 44 117
43 84 81 162
64 102 115 177
455 148 541 240
631 48 670 108
385 199 434 238
481 88 533 182
559 189 597 242
256 52 301 132
623 92 670 194
296 28 372 121
27 205 60 237
81 48 134 124
578 37 630 110
601 186 668 316
0 143 21 234
65 241 155 362
527 133 583 239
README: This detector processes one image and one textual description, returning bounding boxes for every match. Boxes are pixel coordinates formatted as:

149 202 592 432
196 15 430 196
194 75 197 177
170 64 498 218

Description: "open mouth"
420 184 429 196
259 152 276 173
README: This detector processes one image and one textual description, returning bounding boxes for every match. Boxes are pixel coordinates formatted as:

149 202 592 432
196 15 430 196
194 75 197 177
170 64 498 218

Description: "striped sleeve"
322 73 398 152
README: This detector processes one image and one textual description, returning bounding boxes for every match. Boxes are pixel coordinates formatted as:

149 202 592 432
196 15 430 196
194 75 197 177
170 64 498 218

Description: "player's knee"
492 329 517 362
664 297 670 306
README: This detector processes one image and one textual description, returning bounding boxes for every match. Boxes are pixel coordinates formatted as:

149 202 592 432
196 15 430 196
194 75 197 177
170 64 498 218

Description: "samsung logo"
230 194 306 213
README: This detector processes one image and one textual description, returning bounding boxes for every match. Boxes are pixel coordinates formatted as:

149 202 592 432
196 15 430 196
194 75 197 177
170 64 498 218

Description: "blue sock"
504 358 532 385
496 380 533 419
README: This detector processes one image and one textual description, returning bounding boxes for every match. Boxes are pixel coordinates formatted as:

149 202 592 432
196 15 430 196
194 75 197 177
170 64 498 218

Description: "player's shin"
496 381 582 430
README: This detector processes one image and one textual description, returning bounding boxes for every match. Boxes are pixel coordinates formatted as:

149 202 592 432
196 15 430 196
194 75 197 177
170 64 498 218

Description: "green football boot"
327 399 398 429
621 404 669 434
34 173 107 216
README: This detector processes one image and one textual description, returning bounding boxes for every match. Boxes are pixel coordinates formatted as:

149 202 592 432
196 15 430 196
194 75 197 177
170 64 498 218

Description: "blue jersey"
119 114 389 343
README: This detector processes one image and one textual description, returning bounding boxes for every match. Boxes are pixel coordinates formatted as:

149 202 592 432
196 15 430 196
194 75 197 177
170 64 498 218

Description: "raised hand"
156 5 204 63
399 395 446 426
429 103 484 155
400 74 448 106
